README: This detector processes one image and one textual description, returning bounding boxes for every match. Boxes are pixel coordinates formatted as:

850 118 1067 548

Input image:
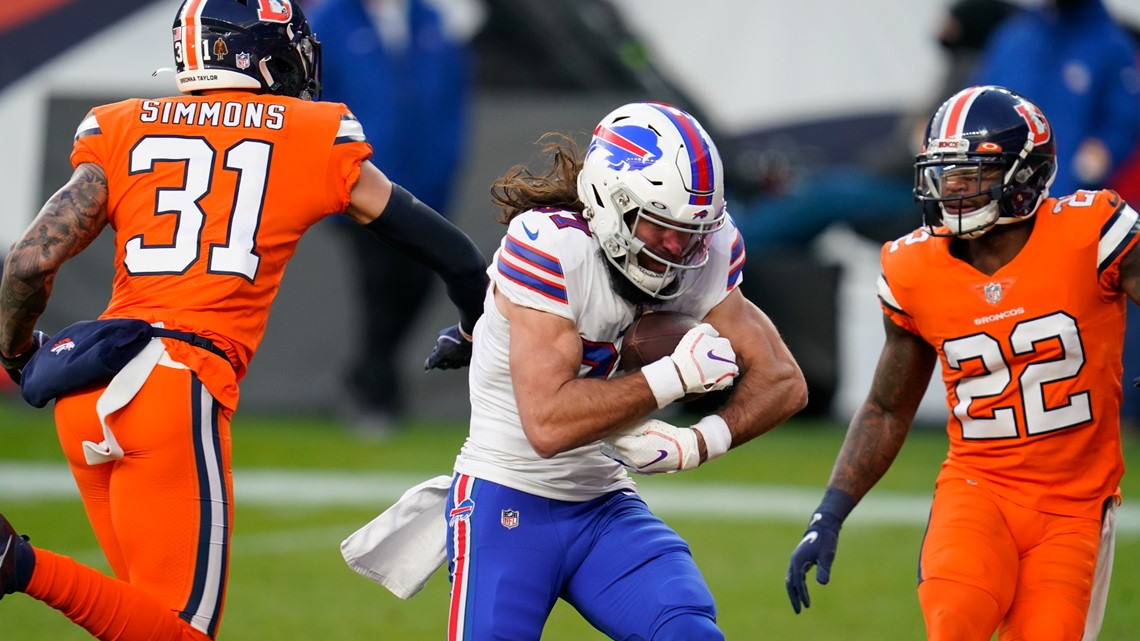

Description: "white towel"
82 337 168 465
340 474 452 600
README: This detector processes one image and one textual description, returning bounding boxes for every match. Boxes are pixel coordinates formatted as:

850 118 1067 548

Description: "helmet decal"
648 103 716 206
938 85 985 140
178 0 207 74
257 0 293 23
588 124 663 172
1014 102 1051 145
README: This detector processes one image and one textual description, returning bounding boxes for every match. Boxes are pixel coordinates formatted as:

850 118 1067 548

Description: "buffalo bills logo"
449 497 474 526
588 124 662 171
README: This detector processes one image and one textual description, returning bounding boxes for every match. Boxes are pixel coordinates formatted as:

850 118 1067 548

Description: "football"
619 310 701 373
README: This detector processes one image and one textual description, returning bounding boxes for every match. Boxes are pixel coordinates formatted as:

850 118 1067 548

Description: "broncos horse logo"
587 124 662 171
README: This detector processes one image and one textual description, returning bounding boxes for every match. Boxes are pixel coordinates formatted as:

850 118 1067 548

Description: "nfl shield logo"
500 509 519 530
236 53 251 70
984 282 1003 304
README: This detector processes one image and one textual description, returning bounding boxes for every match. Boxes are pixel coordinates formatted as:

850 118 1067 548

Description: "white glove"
640 323 739 408
600 419 701 474
670 323 738 394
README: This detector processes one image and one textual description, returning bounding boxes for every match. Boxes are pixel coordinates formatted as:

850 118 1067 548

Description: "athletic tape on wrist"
694 414 732 461
641 357 685 409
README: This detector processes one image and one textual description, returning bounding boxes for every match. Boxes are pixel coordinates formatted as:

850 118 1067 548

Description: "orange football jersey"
70 91 371 409
879 190 1139 519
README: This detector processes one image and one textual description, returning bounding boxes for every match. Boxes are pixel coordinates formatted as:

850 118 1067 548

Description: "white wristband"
457 322 473 341
641 357 685 409
694 414 732 462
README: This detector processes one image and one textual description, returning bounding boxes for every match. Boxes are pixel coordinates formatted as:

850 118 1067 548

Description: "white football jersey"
453 208 747 501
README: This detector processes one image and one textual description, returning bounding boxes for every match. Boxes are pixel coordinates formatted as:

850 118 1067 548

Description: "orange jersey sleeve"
69 92 372 409
878 190 1139 519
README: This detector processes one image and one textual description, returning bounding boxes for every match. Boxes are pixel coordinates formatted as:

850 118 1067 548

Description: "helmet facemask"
598 186 723 300
917 157 1007 238
259 22 321 99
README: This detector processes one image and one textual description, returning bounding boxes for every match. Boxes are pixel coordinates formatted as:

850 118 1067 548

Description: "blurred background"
4 2 1140 639
2 0 1139 428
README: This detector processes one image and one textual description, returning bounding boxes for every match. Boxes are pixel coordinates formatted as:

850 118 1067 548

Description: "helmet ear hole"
588 184 604 208
262 56 299 95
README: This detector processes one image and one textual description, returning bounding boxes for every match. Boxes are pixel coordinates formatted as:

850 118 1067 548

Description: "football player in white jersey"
446 102 808 641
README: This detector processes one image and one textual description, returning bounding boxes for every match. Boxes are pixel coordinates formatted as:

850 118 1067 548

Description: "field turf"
2 398 1138 640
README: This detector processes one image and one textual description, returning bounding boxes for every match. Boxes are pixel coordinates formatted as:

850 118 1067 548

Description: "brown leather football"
619 311 701 373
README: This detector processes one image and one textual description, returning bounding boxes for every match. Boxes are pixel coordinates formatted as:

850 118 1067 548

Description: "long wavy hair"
490 133 585 224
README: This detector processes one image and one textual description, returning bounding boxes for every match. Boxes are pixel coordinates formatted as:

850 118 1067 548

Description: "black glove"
1 330 50 384
785 488 855 614
786 510 843 614
424 324 473 371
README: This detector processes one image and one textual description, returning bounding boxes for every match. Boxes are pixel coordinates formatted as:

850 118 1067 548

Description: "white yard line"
3 462 1138 537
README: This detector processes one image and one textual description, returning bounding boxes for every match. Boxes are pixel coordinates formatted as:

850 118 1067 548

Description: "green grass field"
2 397 1139 640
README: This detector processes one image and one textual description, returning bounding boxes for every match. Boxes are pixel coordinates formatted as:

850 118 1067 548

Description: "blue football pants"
445 474 722 641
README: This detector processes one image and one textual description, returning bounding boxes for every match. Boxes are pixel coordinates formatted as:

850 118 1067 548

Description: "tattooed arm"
0 162 109 362
784 315 937 614
826 314 938 502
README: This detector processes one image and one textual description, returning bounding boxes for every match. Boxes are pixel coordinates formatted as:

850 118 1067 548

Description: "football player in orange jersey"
0 1 487 640
786 85 1140 641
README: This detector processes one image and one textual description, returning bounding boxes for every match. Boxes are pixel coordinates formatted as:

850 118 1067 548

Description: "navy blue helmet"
173 0 321 100
915 85 1057 238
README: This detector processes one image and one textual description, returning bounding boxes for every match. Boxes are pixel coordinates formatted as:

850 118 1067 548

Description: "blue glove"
785 488 855 614
424 324 473 371
1 330 50 385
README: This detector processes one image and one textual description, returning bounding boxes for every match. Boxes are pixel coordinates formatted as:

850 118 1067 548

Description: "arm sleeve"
364 184 489 332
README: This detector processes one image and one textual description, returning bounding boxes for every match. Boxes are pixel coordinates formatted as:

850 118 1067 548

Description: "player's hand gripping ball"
619 311 700 371
620 311 737 401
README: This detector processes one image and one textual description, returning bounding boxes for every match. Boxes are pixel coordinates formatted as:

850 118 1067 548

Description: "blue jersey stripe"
504 235 564 276
498 259 568 303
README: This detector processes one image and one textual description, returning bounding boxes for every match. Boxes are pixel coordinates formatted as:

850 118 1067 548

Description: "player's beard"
600 248 678 308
